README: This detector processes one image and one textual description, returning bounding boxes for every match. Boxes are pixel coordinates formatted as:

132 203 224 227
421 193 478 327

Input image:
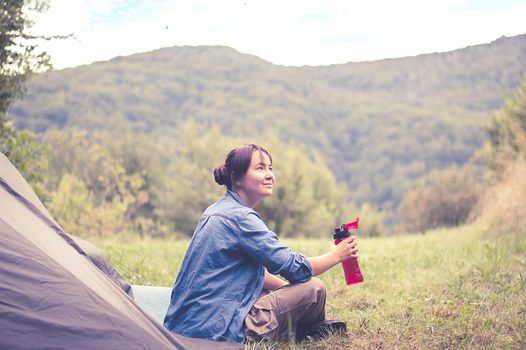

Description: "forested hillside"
8 34 526 209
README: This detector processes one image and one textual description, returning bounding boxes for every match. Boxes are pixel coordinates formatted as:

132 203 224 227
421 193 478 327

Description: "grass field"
100 224 526 349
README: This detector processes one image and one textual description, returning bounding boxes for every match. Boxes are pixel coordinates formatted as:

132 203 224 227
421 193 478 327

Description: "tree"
1 0 55 197
48 173 95 236
0 119 49 198
351 202 386 237
103 131 168 237
44 129 150 237
153 122 355 238
255 135 351 238
155 121 232 235
1 0 52 118
486 75 526 177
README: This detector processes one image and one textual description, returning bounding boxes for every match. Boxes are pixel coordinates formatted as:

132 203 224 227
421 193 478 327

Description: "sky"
30 0 526 69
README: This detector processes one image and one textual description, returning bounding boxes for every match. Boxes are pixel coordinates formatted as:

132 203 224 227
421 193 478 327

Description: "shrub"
398 166 481 233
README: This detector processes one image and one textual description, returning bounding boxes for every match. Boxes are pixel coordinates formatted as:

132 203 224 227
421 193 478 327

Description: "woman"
164 144 358 344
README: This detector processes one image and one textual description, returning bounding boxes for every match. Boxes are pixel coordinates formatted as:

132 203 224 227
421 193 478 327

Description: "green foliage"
38 121 379 238
48 173 95 235
154 121 232 235
353 203 386 237
102 131 169 237
1 0 51 117
43 129 152 237
150 121 360 238
8 35 526 211
473 76 526 236
398 166 481 233
256 136 350 238
0 0 66 201
486 75 526 176
0 118 50 199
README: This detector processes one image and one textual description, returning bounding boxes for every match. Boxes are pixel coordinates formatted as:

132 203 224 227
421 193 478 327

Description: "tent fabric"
0 154 239 350
71 234 134 298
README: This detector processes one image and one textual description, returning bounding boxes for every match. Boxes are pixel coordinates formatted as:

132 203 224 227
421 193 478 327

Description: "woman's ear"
231 174 238 187
232 174 243 187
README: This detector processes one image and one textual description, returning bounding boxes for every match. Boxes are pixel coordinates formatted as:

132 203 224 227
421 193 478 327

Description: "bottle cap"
333 227 350 240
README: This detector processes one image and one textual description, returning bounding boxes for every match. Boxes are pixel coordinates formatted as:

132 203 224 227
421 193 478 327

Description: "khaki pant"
244 278 326 342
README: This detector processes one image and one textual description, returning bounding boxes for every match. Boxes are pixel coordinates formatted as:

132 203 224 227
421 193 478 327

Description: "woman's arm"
263 236 358 284
263 269 288 290
308 236 358 276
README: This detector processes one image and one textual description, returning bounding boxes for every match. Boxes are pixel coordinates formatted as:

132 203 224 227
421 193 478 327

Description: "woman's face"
234 151 274 208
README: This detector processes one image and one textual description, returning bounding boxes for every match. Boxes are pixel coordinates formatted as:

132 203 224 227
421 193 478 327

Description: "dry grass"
473 158 526 236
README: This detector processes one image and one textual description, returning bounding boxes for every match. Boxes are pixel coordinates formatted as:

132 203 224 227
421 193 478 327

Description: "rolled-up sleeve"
237 211 312 283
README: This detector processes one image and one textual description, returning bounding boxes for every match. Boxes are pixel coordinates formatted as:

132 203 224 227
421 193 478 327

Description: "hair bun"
214 164 227 186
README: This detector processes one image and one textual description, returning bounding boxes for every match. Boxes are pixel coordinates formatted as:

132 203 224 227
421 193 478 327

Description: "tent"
0 153 238 349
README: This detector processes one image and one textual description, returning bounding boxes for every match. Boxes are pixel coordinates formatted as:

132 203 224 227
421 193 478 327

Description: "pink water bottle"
333 218 363 285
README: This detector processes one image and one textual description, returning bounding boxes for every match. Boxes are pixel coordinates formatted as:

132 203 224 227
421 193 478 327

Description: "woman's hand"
308 236 359 276
332 236 359 263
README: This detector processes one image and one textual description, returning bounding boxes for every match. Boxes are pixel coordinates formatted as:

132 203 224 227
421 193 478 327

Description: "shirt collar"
226 190 248 207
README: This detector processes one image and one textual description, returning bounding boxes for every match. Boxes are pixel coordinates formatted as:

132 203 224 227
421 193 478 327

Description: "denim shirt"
163 190 313 343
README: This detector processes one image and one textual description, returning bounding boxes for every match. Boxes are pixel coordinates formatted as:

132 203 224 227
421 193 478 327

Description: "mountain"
8 34 526 209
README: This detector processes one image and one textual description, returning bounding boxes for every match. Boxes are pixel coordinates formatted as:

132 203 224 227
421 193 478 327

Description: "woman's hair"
214 144 272 190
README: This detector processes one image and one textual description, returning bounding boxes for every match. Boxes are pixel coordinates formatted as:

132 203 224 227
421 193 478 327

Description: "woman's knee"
305 277 326 300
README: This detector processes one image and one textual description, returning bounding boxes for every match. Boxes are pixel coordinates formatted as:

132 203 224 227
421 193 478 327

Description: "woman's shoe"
295 319 347 342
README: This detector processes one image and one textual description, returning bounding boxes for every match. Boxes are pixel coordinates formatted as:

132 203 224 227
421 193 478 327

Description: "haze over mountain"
8 34 526 209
